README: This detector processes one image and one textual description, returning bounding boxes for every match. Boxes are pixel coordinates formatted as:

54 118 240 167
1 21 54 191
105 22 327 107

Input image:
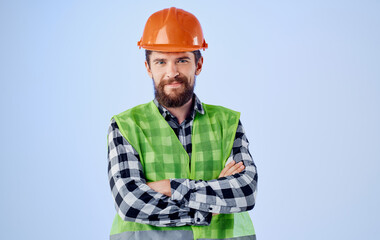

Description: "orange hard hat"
137 7 208 52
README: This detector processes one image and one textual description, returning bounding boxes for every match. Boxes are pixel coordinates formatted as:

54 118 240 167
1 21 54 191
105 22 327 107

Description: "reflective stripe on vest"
110 231 256 240
111 101 255 240
110 229 193 240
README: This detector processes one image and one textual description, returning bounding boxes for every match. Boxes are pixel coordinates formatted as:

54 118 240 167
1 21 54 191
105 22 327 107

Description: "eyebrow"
177 57 191 61
153 58 166 63
152 56 191 63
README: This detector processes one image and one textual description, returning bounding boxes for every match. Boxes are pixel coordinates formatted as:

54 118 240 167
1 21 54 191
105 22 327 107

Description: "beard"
154 75 195 108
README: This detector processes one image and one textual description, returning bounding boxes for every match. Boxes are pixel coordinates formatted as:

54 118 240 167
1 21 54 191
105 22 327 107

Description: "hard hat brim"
138 43 207 52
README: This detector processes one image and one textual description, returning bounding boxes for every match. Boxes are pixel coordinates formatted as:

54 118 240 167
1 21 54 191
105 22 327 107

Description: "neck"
164 98 193 125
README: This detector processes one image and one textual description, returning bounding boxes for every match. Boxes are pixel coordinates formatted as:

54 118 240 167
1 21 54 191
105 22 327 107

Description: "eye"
178 59 189 63
155 60 165 65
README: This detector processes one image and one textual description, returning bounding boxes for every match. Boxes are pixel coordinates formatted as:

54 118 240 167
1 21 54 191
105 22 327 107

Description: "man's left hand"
147 179 171 197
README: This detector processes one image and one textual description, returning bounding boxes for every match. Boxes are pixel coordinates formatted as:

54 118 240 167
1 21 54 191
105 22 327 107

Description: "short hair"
145 50 202 68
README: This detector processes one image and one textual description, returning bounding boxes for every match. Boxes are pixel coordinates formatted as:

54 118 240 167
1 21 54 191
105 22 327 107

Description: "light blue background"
1 0 379 239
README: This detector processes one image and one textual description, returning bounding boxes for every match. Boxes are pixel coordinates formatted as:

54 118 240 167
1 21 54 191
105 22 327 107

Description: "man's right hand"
218 160 245 178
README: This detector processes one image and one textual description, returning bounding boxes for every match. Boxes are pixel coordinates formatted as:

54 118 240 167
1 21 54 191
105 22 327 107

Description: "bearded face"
146 51 203 108
153 74 195 108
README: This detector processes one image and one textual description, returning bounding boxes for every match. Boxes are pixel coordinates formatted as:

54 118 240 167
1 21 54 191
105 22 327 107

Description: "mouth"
165 81 183 88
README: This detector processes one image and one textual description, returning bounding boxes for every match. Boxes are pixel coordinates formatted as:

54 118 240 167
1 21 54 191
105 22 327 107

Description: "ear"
145 61 153 78
195 56 203 75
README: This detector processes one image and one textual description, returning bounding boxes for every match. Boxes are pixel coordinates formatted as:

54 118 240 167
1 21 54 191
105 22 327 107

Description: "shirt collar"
153 94 205 120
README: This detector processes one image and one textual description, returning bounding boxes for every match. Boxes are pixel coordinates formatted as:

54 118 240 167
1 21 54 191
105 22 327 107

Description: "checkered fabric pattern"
108 95 257 227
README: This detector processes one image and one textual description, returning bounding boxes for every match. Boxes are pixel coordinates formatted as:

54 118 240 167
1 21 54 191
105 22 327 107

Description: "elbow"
243 186 256 210
116 205 134 222
115 194 151 224
246 167 258 209
111 178 145 222
114 193 136 222
246 195 256 211
241 177 257 210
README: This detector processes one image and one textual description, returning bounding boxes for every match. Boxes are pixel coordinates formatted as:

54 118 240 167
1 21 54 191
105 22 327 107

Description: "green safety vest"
110 101 256 240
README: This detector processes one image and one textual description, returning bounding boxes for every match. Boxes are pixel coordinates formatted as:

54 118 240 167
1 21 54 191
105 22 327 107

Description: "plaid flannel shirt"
108 95 258 227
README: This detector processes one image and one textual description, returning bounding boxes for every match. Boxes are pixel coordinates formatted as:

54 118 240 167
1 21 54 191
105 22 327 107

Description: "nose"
166 62 179 79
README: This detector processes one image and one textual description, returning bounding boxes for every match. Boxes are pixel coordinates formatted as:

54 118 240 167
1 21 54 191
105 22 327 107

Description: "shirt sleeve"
170 120 258 214
108 119 212 227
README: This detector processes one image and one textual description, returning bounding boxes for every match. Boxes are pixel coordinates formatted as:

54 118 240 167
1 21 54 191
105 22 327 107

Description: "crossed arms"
108 119 257 227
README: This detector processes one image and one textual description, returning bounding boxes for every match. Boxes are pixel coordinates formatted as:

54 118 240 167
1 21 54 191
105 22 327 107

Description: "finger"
221 162 238 177
225 161 242 175
225 161 244 176
231 164 245 175
219 160 235 178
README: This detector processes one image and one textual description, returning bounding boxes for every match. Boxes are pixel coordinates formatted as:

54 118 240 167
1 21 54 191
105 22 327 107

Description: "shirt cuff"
170 178 193 202
192 210 212 226
170 179 211 226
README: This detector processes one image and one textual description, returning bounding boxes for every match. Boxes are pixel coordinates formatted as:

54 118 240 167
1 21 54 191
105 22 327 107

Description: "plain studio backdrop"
0 1 379 239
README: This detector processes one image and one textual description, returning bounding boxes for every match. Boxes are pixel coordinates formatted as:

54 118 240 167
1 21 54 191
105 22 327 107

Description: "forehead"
150 51 194 60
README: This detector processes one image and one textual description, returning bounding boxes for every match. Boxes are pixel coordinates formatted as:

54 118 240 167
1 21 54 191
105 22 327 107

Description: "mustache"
162 76 187 85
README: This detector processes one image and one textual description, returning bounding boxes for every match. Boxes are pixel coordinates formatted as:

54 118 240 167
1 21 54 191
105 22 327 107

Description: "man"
108 7 258 240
